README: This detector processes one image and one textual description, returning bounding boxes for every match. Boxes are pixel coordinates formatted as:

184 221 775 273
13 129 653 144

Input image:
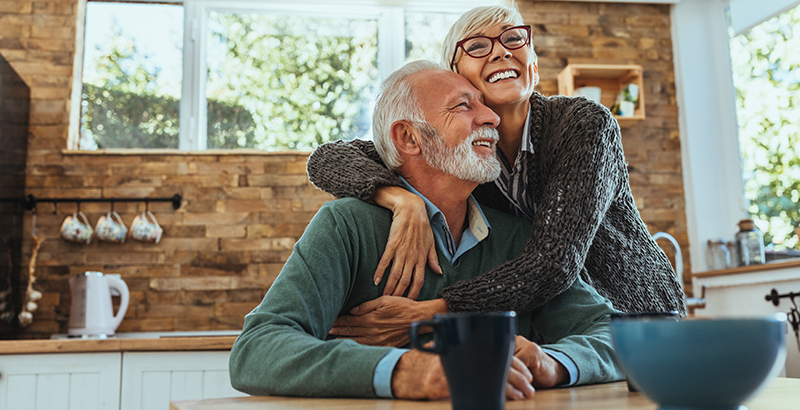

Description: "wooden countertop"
170 377 800 410
0 335 237 354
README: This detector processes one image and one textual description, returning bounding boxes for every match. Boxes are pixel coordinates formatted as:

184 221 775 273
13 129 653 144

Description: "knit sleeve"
306 139 405 203
229 202 396 397
440 99 625 313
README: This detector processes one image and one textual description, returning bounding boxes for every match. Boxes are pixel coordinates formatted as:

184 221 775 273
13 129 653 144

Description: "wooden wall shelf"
557 64 645 128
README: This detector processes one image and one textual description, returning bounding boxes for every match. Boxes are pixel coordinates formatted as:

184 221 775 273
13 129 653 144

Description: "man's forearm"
418 298 449 317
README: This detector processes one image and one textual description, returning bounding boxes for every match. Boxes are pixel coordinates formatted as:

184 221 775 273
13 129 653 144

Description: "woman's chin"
485 93 532 110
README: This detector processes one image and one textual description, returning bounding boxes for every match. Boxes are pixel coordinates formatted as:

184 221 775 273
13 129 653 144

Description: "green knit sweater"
229 198 623 398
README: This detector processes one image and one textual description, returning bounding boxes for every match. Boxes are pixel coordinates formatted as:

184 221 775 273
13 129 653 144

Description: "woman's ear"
391 121 422 156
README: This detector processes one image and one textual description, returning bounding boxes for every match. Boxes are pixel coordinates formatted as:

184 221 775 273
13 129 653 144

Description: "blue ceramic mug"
409 312 516 410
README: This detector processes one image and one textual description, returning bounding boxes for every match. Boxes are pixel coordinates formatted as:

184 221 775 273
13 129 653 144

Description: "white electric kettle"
68 271 130 338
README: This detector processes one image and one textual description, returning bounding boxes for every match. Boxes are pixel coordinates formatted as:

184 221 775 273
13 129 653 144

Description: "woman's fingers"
427 244 442 275
406 256 427 300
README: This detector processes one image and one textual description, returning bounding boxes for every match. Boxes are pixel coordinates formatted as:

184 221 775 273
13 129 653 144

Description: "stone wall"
0 0 688 339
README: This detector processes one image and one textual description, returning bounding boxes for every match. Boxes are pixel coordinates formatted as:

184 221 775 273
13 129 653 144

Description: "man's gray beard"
420 126 502 184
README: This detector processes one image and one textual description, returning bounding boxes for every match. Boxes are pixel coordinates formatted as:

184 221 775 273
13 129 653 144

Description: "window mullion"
196 4 209 151
179 1 208 151
378 7 405 82
178 2 195 150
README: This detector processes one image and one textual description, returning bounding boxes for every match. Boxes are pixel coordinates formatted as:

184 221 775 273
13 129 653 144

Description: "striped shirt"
494 107 536 220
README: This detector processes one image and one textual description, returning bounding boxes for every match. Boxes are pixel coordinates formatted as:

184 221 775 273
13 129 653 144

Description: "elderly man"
228 61 623 400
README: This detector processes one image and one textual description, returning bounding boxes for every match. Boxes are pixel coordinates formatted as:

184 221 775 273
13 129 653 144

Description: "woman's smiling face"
454 23 538 110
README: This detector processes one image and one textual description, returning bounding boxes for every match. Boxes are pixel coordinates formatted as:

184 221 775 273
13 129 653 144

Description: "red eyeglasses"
450 25 532 70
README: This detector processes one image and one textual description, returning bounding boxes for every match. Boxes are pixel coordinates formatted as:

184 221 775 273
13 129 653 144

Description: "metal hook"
110 199 115 212
31 206 38 237
76 200 81 213
787 307 800 353
52 201 58 215
145 199 150 212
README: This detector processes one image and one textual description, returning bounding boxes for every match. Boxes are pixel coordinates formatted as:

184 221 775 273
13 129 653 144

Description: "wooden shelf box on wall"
557 64 645 128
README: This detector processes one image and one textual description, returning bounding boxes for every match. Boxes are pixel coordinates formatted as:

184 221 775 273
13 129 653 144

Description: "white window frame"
672 0 800 272
71 0 498 151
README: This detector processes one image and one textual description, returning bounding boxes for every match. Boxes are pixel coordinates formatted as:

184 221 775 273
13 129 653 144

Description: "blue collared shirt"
373 177 577 397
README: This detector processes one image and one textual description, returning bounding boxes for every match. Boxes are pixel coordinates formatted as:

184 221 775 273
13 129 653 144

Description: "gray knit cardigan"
306 91 687 316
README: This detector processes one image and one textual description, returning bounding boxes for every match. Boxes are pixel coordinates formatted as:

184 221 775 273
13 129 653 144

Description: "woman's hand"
329 297 448 347
373 186 442 300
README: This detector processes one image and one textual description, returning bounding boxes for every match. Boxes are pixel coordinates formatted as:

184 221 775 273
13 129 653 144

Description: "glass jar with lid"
735 219 765 266
706 239 731 270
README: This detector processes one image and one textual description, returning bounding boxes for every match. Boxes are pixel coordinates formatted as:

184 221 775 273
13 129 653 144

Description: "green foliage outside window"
81 12 378 151
730 4 800 249
80 24 181 149
82 84 257 149
205 12 378 151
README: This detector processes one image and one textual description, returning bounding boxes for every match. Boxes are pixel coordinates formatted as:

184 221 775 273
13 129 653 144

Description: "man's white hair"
372 60 442 170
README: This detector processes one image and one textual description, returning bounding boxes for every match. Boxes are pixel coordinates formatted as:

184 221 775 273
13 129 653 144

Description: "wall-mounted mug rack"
0 194 182 211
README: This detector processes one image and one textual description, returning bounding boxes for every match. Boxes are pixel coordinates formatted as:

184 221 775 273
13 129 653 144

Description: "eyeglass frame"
450 25 532 70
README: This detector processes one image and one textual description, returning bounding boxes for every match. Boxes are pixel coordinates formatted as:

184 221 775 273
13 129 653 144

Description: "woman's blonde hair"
441 3 537 73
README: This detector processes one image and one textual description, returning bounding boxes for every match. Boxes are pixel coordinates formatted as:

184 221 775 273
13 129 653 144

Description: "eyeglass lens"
462 27 529 58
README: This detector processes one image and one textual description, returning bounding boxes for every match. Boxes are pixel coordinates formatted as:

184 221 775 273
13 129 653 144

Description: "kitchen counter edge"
0 335 238 354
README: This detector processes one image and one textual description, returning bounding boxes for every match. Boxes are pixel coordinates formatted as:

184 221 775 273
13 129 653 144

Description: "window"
729 3 800 251
76 0 471 151
79 2 184 150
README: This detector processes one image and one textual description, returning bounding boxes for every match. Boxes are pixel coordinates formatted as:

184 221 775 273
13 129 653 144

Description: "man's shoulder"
319 197 392 221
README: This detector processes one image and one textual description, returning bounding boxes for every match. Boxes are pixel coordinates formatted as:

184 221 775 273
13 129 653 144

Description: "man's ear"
391 121 422 156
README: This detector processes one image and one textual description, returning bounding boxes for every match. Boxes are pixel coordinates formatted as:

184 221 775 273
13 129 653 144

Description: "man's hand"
513 335 569 388
507 356 536 400
330 297 448 347
391 350 449 400
392 351 536 401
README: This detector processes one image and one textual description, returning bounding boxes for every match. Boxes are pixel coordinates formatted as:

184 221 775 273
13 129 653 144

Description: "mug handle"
110 210 125 226
144 210 161 229
76 211 91 227
409 320 444 354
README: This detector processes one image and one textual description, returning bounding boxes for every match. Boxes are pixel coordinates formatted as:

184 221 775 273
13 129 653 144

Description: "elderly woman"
307 4 684 343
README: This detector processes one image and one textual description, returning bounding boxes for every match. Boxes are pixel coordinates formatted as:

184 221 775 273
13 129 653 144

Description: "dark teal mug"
409 312 516 410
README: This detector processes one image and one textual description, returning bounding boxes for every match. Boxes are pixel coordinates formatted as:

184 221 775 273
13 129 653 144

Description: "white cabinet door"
120 351 245 410
0 352 122 410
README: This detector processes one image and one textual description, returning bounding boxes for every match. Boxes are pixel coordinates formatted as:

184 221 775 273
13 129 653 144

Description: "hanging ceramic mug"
95 210 128 243
130 211 163 244
61 211 94 244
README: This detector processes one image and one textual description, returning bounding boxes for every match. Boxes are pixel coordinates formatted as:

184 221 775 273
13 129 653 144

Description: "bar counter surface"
171 377 800 410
